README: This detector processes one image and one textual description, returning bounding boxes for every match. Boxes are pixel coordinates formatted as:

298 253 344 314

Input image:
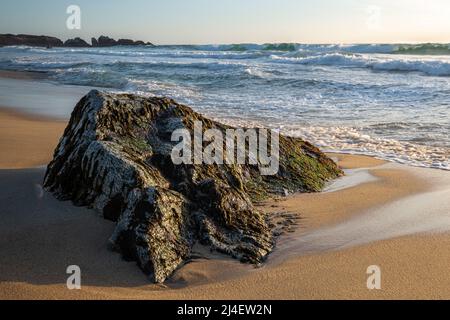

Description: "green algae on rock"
44 90 342 283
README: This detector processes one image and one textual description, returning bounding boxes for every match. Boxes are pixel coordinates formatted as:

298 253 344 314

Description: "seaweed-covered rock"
44 90 342 282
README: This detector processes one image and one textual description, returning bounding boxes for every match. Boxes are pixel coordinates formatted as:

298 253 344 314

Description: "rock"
96 35 117 47
117 39 154 46
0 34 63 47
92 36 153 47
116 38 134 46
117 38 145 46
0 34 154 48
91 37 98 47
44 90 342 282
63 37 91 47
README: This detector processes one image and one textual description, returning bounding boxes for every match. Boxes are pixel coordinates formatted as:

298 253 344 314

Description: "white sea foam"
284 126 450 170
125 78 202 102
244 67 270 78
213 117 449 171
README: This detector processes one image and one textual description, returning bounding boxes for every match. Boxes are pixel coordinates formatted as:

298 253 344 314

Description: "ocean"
0 43 449 170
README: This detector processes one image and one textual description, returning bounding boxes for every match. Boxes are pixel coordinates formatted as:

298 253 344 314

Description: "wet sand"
0 109 65 169
1 107 450 300
0 70 95 119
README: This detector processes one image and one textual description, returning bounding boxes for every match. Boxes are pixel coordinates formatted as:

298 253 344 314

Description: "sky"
1 0 450 44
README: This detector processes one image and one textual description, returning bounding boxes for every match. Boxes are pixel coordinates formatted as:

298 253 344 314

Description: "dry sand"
1 110 450 300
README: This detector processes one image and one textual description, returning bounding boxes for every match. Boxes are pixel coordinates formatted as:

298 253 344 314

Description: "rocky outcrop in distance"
92 35 152 47
44 90 342 283
0 34 63 47
63 37 91 47
0 34 154 48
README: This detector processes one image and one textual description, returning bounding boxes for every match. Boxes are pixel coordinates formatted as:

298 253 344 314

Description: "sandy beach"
1 103 450 300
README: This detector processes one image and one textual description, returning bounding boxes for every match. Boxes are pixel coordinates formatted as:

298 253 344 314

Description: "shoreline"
1 108 450 299
0 68 449 172
1 99 449 173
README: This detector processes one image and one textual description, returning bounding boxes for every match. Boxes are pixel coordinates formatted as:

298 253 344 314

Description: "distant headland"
0 34 154 48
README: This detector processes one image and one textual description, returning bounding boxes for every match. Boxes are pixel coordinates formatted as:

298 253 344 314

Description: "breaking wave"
270 53 450 76
167 43 450 55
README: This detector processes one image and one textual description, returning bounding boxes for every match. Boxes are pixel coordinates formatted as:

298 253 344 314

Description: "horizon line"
2 33 450 46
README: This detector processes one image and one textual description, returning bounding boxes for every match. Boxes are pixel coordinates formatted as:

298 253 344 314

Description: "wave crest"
271 53 450 76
